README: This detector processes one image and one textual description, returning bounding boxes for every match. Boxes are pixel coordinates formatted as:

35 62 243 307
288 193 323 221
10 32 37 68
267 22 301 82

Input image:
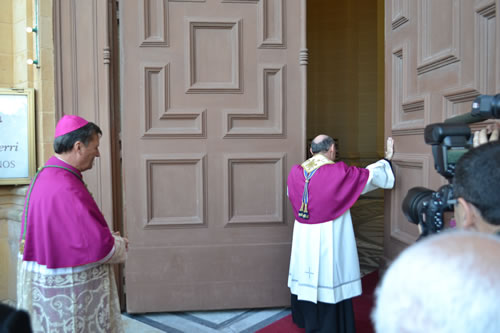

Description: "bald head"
372 231 500 333
312 134 330 144
310 134 335 159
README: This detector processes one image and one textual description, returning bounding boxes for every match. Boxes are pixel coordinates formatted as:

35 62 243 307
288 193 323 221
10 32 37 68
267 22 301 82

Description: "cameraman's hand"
385 137 394 160
473 121 499 147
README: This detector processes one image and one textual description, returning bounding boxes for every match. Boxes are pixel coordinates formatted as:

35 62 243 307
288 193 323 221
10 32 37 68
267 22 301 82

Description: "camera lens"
402 187 434 224
472 94 500 119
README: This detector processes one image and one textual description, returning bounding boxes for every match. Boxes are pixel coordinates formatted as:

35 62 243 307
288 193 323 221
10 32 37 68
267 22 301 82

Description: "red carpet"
352 270 379 333
257 270 379 333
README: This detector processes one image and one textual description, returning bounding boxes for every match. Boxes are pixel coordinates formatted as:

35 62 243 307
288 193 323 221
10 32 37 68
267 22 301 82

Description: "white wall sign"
0 89 36 185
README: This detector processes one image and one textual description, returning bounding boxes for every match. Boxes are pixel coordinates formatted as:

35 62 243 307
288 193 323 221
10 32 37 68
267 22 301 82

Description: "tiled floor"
122 308 291 333
122 197 384 332
0 299 15 308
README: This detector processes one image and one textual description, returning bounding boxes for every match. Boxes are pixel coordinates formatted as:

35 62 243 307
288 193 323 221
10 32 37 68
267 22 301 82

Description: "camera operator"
371 123 500 333
453 123 500 234
402 94 500 236
402 121 500 237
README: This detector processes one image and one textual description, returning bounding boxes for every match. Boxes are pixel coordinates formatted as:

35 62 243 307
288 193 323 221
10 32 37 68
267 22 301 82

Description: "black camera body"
402 94 500 237
402 185 454 237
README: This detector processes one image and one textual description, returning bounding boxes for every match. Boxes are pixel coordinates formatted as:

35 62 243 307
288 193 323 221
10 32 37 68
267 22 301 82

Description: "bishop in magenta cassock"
17 115 127 333
287 135 395 333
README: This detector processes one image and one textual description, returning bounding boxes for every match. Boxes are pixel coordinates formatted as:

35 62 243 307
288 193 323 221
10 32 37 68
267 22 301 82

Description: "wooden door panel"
122 0 305 312
53 0 116 226
389 154 430 244
142 154 207 227
126 244 291 312
384 0 499 261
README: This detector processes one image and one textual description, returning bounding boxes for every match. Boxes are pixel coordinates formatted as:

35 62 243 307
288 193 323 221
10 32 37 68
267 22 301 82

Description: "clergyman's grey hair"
311 136 334 154
53 122 102 154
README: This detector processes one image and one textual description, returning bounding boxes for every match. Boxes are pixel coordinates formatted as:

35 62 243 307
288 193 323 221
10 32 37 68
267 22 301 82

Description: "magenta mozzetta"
287 161 369 224
19 156 114 268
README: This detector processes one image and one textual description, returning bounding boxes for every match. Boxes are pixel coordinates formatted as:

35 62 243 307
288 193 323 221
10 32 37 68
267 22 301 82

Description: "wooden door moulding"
417 0 461 75
475 1 495 16
299 0 307 162
391 97 428 136
443 88 481 119
142 154 207 228
391 46 407 122
474 2 496 94
53 0 64 122
141 63 206 138
392 15 409 30
389 153 430 245
391 0 409 30
391 42 430 133
258 0 286 49
139 0 169 47
223 64 286 138
417 55 460 75
221 0 258 3
185 17 242 93
223 153 286 226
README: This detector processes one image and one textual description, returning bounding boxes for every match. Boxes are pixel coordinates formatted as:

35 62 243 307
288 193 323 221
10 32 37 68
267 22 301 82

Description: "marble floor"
122 308 291 333
121 197 384 333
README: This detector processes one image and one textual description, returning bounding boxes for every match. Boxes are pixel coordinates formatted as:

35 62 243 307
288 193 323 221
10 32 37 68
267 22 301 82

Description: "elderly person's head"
53 115 102 172
372 231 500 333
310 134 335 161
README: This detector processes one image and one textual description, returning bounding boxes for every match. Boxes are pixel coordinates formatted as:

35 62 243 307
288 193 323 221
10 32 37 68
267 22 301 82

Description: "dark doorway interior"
306 0 386 271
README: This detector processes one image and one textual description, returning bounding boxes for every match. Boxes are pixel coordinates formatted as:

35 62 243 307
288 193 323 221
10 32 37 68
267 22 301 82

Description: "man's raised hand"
385 137 394 160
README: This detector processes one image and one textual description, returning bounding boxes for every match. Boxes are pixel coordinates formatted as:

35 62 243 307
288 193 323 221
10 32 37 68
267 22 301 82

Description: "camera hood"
424 123 470 146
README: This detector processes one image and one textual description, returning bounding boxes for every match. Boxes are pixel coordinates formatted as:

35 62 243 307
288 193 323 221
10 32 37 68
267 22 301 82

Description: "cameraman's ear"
457 197 477 229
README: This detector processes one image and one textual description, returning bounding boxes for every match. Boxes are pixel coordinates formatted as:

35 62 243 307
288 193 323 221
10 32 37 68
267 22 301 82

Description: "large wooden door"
384 0 499 260
121 0 306 312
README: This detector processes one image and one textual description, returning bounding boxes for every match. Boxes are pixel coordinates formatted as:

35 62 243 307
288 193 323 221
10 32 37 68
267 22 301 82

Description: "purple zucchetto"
54 115 89 138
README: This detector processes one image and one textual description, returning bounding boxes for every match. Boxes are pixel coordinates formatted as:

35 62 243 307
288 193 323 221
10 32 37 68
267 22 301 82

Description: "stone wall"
0 0 13 86
0 186 26 301
0 0 55 302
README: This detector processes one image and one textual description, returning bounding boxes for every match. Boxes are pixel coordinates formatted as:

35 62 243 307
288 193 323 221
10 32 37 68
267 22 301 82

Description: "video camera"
402 94 500 237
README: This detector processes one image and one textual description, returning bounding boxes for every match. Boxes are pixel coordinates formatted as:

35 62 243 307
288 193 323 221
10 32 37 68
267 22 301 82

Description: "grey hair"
53 122 102 154
372 231 500 333
310 136 334 154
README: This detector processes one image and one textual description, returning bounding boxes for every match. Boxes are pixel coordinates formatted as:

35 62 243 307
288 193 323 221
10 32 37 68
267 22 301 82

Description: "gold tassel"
19 240 25 255
299 202 305 218
302 203 309 219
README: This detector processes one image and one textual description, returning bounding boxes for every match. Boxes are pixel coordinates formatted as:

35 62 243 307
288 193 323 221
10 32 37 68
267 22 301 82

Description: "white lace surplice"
17 235 127 333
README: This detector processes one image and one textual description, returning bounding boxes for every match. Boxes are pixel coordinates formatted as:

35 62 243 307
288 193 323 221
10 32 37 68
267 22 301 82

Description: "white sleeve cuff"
361 159 395 194
103 235 128 264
